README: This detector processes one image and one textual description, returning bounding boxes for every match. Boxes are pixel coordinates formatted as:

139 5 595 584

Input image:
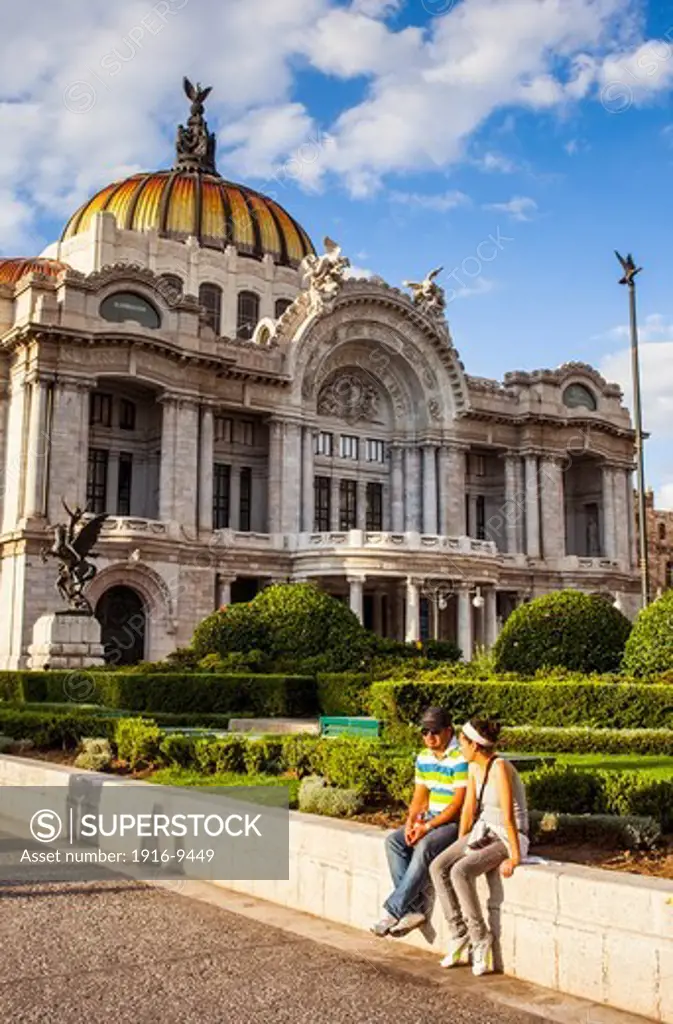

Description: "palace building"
0 82 640 668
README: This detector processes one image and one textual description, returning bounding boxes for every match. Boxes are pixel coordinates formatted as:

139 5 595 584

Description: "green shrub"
193 736 247 774
317 673 372 716
191 603 270 660
243 738 285 775
114 718 161 769
298 776 364 817
525 765 606 815
602 772 673 833
74 737 114 772
197 651 271 673
530 811 661 850
493 590 632 675
0 708 114 749
0 671 105 705
158 733 197 768
99 672 317 717
623 589 673 676
370 678 673 729
500 726 673 755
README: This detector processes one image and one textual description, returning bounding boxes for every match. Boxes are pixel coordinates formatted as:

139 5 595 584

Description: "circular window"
100 291 160 330
563 383 597 411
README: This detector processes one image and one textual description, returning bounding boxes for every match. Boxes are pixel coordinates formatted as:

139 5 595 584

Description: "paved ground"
0 877 538 1024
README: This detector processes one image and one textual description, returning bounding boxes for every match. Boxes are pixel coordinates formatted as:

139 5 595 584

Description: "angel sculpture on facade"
302 237 351 312
403 266 446 319
41 500 108 614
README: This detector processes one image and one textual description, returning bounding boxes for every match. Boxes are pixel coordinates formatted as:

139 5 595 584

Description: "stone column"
440 445 466 536
301 426 314 532
540 455 566 560
217 575 235 608
405 577 420 643
524 454 541 559
504 453 521 554
422 444 438 534
281 421 302 535
198 406 214 533
613 467 630 567
485 587 498 649
348 576 364 624
1 379 27 530
395 586 405 641
159 396 177 524
602 465 617 560
404 447 421 532
23 378 50 519
330 476 341 531
457 587 473 661
390 445 404 531
47 378 90 523
268 419 283 534
357 478 367 530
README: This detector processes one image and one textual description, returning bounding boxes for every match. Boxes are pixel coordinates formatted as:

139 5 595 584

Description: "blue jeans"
383 822 458 920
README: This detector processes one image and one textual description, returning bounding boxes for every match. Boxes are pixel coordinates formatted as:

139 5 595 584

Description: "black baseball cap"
420 707 452 732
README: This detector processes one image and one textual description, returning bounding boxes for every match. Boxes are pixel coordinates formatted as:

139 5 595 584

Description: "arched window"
659 522 666 541
275 298 293 319
563 383 597 411
199 282 222 335
100 291 160 330
237 291 260 340
157 273 183 308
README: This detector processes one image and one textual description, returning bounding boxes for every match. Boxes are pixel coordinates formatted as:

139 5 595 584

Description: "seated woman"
429 718 529 977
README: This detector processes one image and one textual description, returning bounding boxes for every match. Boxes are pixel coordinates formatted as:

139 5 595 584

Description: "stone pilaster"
267 418 283 534
23 378 50 519
159 395 199 530
390 445 404 532
230 466 241 531
405 577 420 643
198 406 214 533
504 453 522 554
613 467 630 568
47 378 90 524
301 426 314 532
602 465 617 560
159 396 178 524
422 444 438 534
439 445 466 536
348 575 365 624
280 421 302 535
540 455 566 560
404 447 421 532
524 453 541 559
356 478 367 530
331 475 340 531
457 587 473 661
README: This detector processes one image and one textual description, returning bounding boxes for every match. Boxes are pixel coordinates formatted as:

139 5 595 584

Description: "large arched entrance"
95 586 146 665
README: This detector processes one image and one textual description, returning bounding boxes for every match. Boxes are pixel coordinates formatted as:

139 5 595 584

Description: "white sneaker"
471 935 494 976
370 913 397 937
388 911 426 936
439 935 470 968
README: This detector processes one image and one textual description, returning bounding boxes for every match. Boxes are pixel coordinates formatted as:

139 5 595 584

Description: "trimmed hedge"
530 811 661 850
316 672 373 716
493 590 632 675
623 589 673 676
501 726 673 755
370 679 673 730
0 708 116 749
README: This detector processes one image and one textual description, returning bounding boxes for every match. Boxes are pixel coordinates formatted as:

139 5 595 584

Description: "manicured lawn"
532 752 673 780
150 766 300 807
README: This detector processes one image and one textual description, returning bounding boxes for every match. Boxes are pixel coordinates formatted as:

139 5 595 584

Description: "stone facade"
0 191 641 668
642 490 673 598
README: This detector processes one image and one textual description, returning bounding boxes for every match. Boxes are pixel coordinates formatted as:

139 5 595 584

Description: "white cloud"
388 189 470 211
473 151 517 173
599 325 673 437
345 264 375 278
595 313 673 344
657 483 673 510
483 195 538 221
447 275 495 302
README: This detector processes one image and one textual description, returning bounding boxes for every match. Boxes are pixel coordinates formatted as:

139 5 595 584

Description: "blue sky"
2 0 672 502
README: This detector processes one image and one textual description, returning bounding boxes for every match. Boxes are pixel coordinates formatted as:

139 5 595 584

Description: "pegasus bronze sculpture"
41 500 108 614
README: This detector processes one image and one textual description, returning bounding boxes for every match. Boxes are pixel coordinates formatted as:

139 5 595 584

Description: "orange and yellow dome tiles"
0 258 69 286
61 171 314 268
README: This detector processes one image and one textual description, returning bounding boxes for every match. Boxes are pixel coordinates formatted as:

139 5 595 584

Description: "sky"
1 0 673 503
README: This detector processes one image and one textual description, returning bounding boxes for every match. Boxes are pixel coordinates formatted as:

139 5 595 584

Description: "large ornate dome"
61 79 314 269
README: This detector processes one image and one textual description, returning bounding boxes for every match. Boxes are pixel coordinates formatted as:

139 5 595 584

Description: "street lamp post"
615 251 649 608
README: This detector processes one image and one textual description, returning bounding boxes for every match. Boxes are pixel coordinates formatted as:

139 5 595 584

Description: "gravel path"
0 877 532 1024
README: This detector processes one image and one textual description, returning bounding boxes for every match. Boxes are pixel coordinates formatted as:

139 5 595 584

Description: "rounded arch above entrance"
95 585 146 665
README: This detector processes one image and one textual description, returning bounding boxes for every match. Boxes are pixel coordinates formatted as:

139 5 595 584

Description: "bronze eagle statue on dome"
175 77 217 174
41 500 108 615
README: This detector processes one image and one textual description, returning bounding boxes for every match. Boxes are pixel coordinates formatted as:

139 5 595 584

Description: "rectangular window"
236 419 255 446
86 448 108 513
339 478 357 530
213 464 231 529
119 399 136 431
239 467 252 532
476 494 486 540
315 431 333 457
339 435 359 460
117 452 133 516
366 439 385 463
472 454 485 477
90 393 112 427
366 482 383 531
214 417 233 443
314 476 331 532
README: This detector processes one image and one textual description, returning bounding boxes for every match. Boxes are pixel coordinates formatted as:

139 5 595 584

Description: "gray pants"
429 834 507 945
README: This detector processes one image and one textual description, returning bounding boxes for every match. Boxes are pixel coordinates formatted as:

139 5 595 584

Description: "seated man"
371 706 468 937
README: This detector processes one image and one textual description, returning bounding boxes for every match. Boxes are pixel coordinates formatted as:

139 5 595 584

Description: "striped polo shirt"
415 739 469 817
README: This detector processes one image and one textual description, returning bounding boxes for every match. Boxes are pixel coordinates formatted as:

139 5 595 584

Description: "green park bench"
320 716 381 739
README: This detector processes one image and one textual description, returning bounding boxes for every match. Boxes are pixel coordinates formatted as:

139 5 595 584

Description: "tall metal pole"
616 252 649 608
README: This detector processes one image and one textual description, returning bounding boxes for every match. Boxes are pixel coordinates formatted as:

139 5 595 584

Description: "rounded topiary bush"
493 590 632 676
622 589 673 677
191 602 270 660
